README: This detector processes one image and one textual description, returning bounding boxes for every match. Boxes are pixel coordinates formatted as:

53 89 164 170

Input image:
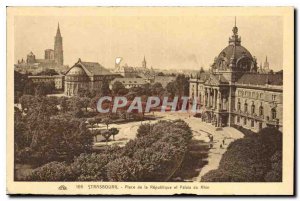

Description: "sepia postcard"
7 7 294 195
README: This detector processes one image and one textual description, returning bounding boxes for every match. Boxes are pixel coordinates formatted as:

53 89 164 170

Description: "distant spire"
142 56 147 68
263 56 269 69
56 22 61 37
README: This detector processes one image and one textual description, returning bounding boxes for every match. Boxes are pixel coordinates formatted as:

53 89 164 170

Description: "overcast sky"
14 15 283 71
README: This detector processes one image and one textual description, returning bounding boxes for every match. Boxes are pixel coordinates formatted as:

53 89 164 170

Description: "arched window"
271 108 277 119
251 104 255 114
237 101 241 111
259 106 264 116
244 102 248 113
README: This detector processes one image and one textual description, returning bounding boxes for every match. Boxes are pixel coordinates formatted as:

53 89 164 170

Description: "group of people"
208 134 226 149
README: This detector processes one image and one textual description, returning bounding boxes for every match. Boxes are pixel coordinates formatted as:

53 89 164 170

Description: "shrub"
106 157 143 181
70 153 111 181
26 161 74 181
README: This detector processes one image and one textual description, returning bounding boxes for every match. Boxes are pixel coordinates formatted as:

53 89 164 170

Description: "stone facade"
28 75 65 90
64 59 121 96
189 20 283 132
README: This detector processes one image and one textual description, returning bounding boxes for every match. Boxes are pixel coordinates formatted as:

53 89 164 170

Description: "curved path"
93 111 244 181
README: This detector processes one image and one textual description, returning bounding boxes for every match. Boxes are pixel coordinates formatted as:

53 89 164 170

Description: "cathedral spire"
54 23 63 66
56 22 61 37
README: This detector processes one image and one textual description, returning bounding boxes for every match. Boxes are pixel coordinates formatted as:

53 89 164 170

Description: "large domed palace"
189 19 283 132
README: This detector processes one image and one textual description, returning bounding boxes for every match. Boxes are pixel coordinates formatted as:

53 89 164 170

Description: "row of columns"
204 87 227 111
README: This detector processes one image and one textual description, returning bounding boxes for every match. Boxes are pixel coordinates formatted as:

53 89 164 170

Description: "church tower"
263 56 269 70
54 23 63 66
142 56 147 68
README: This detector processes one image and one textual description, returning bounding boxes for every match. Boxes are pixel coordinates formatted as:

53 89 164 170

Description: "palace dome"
212 19 257 72
217 45 253 62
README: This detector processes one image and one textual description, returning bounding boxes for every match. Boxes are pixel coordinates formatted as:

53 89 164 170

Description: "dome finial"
235 16 236 27
232 17 238 35
229 16 241 46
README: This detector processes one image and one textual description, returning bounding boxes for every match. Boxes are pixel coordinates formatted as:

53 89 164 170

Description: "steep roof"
236 73 283 86
66 59 112 76
81 62 112 76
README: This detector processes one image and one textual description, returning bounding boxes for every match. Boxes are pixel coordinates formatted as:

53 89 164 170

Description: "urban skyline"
14 15 283 71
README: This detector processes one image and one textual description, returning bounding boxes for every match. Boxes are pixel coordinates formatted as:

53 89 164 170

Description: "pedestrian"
220 144 223 149
222 139 225 145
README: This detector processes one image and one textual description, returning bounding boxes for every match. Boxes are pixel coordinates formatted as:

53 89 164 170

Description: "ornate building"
15 23 67 74
64 59 120 96
189 19 283 132
113 56 155 80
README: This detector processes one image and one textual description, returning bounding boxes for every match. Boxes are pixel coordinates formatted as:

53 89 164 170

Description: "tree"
166 81 177 97
175 74 189 96
90 96 99 112
87 118 96 131
136 123 151 138
112 81 126 95
14 107 29 151
19 95 36 112
36 69 59 76
264 151 282 182
100 78 111 96
81 97 91 112
102 117 112 130
35 81 56 96
102 130 112 145
201 169 232 182
109 128 119 141
151 82 164 96
23 80 35 95
200 67 205 73
59 96 69 112
94 116 102 126
68 97 84 118
18 108 93 165
35 83 47 96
